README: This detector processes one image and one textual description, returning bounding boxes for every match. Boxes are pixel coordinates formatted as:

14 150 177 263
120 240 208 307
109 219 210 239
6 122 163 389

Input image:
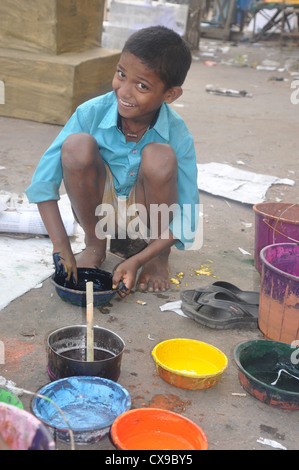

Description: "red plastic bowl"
111 408 208 450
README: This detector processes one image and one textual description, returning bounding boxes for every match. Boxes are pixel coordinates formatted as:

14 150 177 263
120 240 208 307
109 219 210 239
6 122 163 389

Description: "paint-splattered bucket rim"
260 243 299 282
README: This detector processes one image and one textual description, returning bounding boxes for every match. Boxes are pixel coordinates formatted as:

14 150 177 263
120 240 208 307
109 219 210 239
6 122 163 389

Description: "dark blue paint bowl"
51 267 120 307
32 376 131 445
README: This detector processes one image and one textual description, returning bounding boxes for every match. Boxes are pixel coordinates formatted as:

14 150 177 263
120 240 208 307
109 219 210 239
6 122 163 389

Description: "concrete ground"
0 38 298 451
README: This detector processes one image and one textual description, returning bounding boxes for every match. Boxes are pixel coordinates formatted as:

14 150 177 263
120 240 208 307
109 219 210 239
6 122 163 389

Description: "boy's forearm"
37 200 71 251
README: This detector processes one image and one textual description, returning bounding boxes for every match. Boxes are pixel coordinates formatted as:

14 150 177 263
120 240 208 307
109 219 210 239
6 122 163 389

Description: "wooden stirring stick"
86 281 94 362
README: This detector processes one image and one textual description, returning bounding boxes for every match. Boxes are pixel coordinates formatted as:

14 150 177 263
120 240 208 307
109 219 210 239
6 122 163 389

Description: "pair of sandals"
180 281 260 330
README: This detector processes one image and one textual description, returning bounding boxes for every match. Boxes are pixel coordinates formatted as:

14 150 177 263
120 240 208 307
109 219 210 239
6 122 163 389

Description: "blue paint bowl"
31 377 131 445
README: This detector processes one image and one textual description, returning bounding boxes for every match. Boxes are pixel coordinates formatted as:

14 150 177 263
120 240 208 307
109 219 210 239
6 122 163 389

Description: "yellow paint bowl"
152 338 228 390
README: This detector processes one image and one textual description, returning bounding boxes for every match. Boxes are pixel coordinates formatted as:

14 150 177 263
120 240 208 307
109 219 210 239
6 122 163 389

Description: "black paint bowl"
51 267 121 307
47 325 125 382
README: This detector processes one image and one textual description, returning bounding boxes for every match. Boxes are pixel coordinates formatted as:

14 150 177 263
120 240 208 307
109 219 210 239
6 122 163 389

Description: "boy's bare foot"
76 240 107 269
136 255 170 292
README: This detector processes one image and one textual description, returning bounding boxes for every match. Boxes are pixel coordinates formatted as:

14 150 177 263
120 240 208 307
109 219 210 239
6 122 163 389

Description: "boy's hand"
53 250 78 285
38 200 77 284
112 258 139 297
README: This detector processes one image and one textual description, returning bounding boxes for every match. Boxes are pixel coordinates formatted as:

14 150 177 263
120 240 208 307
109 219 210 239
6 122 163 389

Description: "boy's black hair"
122 26 192 90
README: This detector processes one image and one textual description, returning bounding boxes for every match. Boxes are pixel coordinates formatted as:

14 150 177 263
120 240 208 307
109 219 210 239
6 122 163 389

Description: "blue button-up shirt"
26 91 199 249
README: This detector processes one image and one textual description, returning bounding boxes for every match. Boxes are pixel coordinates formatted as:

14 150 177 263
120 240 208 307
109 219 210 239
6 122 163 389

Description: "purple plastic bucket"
259 243 299 343
253 203 299 273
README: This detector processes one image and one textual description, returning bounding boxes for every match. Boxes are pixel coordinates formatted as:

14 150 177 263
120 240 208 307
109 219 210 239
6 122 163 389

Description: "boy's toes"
136 280 148 291
136 278 169 292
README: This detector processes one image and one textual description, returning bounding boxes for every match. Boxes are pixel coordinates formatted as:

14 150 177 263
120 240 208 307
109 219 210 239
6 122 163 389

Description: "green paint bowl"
234 340 299 410
0 388 24 409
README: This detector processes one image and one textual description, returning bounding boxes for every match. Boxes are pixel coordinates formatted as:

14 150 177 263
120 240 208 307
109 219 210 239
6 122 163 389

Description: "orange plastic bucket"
110 408 208 450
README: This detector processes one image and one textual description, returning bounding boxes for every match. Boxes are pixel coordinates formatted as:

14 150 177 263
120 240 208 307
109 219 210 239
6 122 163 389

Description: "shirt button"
132 149 137 154
130 172 135 176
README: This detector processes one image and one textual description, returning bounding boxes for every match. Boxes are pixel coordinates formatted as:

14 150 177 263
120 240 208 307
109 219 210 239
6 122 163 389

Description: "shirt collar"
116 106 161 132
99 95 119 130
151 103 170 141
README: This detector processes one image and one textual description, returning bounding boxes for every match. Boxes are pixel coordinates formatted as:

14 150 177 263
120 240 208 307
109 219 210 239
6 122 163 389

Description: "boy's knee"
141 143 177 181
61 133 98 169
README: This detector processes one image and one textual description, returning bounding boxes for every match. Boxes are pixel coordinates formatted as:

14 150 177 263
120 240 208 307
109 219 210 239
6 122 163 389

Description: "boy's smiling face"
112 51 182 126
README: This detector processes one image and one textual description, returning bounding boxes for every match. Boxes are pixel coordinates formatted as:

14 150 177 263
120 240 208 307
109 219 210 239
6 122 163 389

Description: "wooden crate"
0 0 105 55
0 47 120 125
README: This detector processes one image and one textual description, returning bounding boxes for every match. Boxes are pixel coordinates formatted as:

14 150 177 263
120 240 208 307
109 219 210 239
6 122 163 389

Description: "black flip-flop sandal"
180 281 259 305
181 291 259 329
212 281 260 304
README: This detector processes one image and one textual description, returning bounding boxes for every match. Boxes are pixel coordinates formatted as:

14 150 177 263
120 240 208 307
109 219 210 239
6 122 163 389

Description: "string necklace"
122 118 149 139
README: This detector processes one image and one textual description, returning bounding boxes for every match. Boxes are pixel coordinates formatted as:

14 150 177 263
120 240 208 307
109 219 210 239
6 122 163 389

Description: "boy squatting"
25 26 199 296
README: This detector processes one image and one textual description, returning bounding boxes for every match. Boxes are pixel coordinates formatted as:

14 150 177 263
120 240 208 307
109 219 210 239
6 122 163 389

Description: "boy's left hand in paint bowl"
53 251 77 286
